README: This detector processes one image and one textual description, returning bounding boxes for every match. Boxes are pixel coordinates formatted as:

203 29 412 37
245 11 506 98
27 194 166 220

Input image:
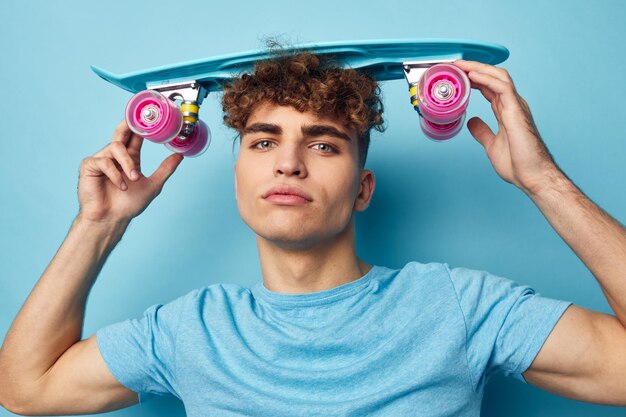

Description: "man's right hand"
0 120 187 414
77 120 184 224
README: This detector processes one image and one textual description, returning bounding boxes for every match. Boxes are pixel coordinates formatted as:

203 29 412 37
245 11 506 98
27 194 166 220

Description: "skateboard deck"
91 38 508 94
92 39 509 155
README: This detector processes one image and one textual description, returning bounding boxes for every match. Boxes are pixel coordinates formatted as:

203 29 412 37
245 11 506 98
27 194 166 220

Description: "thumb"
150 152 184 191
467 117 496 149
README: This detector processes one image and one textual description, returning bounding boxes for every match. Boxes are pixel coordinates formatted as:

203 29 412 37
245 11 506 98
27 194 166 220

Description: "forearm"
0 214 129 392
527 168 626 325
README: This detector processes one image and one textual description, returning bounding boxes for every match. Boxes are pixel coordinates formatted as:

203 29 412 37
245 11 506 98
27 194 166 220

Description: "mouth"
264 194 310 205
262 184 312 205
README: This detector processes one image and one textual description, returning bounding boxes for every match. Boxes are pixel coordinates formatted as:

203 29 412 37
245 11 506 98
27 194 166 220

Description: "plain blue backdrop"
1 1 625 416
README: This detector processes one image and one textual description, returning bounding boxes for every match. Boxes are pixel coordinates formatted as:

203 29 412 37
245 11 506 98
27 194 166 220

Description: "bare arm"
0 120 184 414
525 172 626 323
453 59 626 405
0 216 138 414
521 171 626 406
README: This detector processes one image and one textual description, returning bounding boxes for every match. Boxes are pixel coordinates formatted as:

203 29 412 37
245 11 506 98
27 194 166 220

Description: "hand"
77 120 184 224
452 59 560 195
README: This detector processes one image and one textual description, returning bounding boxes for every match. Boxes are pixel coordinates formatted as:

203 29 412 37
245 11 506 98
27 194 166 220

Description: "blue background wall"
1 0 625 416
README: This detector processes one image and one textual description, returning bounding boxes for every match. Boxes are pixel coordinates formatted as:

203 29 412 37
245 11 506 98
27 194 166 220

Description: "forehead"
245 102 355 137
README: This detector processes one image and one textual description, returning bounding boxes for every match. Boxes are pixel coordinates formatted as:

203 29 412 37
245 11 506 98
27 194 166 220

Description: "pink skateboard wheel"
420 112 466 141
125 90 183 144
417 63 470 124
164 119 211 157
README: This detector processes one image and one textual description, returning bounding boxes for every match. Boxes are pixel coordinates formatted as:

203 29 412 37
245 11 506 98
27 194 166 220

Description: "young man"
0 51 625 416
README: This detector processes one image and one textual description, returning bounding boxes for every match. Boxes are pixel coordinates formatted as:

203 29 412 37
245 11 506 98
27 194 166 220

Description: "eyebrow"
242 123 353 142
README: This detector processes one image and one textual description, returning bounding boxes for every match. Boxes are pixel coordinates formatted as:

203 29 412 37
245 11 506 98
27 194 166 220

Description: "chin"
257 224 312 241
242 209 352 247
253 221 328 247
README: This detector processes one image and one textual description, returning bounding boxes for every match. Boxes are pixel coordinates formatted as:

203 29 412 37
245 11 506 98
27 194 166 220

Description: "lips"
262 184 312 201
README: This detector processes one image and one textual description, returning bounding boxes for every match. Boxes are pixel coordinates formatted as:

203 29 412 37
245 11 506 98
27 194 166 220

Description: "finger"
107 141 142 181
467 117 496 150
469 79 496 103
83 157 128 191
465 73 503 124
466 71 520 110
149 153 184 193
453 59 511 84
127 131 144 158
466 70 509 94
111 119 133 146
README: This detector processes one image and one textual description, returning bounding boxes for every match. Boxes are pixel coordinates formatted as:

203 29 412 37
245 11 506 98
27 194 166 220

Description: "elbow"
0 382 40 416
1 393 21 415
3 404 27 416
1 391 24 416
1 396 39 416
0 380 11 413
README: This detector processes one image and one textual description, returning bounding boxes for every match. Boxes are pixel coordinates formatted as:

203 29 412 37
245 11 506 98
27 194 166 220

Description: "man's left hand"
452 59 559 195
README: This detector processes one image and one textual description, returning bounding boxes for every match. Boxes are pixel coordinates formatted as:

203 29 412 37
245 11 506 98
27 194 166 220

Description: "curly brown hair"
220 43 386 169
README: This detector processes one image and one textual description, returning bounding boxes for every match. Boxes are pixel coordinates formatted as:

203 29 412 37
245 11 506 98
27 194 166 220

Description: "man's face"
234 101 375 250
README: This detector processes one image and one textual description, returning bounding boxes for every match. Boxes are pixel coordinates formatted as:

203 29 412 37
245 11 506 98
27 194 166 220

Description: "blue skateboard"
92 39 509 156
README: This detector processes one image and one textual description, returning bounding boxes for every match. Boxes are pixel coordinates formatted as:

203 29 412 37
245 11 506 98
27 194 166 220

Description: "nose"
274 142 307 178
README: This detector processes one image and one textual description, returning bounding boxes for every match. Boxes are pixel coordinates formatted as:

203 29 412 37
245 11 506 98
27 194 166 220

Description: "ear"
354 169 375 212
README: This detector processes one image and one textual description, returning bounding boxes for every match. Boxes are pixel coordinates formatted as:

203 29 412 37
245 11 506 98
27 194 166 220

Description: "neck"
256 217 371 294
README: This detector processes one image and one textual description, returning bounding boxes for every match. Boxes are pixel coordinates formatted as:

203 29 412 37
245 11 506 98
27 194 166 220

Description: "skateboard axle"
141 106 159 124
434 82 453 100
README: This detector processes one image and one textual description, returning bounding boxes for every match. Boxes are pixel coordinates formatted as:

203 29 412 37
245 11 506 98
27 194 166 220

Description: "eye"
252 140 274 150
313 143 337 153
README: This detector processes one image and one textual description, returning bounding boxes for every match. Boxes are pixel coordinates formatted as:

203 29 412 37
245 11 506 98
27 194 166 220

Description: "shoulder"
388 261 528 302
171 283 252 301
376 261 457 301
183 283 254 311
203 282 253 299
383 260 452 286
443 263 528 299
380 260 449 276
147 283 251 318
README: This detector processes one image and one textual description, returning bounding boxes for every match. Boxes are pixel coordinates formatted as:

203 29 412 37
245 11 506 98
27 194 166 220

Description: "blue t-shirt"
96 261 572 416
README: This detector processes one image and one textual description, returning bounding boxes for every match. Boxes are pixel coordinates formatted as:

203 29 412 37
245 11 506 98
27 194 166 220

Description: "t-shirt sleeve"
444 263 572 390
95 289 196 404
